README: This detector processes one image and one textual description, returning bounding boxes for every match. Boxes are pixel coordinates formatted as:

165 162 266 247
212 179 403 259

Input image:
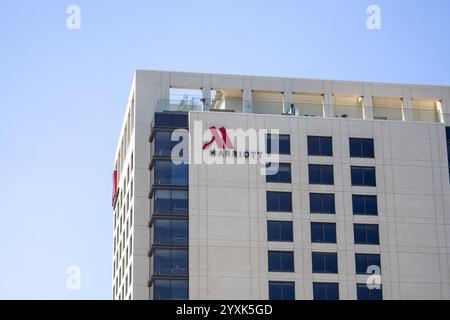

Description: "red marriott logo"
202 126 234 150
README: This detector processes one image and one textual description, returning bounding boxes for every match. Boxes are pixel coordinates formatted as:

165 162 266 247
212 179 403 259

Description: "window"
154 190 188 215
267 134 290 155
357 284 383 300
354 224 379 245
154 131 184 157
308 136 333 156
267 221 293 242
312 252 338 274
355 254 381 275
350 138 374 158
309 164 334 185
266 192 292 212
153 279 188 300
153 219 188 245
313 282 339 300
268 251 294 272
351 166 376 187
352 195 378 215
310 193 335 214
153 249 188 275
154 160 188 186
266 163 292 183
311 222 336 243
269 281 295 300
154 112 188 128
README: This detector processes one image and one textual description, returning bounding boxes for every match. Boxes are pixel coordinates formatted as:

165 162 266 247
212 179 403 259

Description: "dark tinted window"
154 219 188 245
349 138 375 158
154 160 188 186
357 284 383 300
267 192 292 212
309 164 334 185
268 251 294 272
311 222 336 243
352 195 378 215
312 252 338 274
310 193 335 214
154 190 188 215
153 249 188 276
154 112 188 128
266 163 292 183
153 279 188 300
313 282 339 300
308 136 333 156
269 281 295 300
355 254 381 275
267 221 293 242
351 166 376 187
154 131 184 157
354 224 380 245
267 134 290 155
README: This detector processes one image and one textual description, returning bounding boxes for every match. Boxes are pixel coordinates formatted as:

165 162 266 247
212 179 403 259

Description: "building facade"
112 70 450 300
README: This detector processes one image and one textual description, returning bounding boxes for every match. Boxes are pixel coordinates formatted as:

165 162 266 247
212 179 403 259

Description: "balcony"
155 99 445 124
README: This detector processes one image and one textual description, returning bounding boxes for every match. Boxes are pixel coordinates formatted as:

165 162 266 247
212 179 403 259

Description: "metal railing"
156 99 445 124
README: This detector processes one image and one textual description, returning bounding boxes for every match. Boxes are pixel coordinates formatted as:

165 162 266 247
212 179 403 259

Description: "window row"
268 251 381 274
269 281 383 300
266 164 376 186
267 191 378 215
153 279 382 300
266 135 375 158
267 221 380 245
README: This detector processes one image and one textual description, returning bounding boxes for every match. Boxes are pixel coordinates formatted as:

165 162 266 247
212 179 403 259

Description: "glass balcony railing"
156 99 445 124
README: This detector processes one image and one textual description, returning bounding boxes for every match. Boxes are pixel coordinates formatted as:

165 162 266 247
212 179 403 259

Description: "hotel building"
112 70 450 300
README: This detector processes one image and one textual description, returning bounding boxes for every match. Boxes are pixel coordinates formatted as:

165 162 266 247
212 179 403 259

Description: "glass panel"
310 193 322 213
279 192 292 212
154 190 171 214
311 223 323 243
281 252 294 272
363 168 376 186
171 163 188 186
154 160 171 185
267 221 280 241
171 190 188 215
366 225 380 244
153 280 171 300
362 139 375 158
354 224 366 244
349 138 362 157
308 136 320 156
172 219 188 245
321 165 334 184
281 282 295 300
323 194 335 213
321 137 333 156
266 192 278 212
268 251 281 272
325 253 338 273
355 254 368 274
365 196 378 215
171 280 188 300
312 253 325 273
154 219 171 244
268 282 282 300
171 250 188 275
154 131 172 156
309 165 321 184
352 195 365 214
324 223 337 243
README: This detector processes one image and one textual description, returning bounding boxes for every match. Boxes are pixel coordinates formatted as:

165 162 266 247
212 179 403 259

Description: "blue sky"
0 0 449 299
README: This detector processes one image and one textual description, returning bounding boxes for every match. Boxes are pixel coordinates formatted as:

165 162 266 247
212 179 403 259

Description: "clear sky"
0 0 449 299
